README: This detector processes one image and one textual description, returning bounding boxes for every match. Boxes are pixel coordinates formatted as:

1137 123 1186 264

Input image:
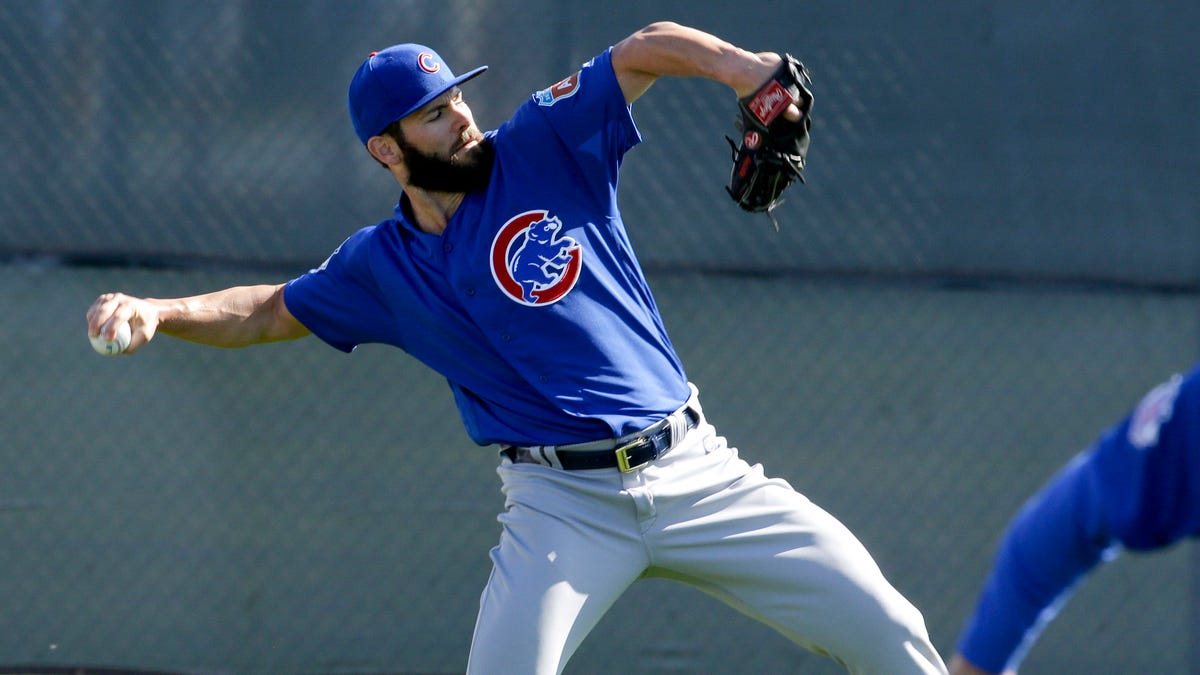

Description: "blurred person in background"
950 363 1200 674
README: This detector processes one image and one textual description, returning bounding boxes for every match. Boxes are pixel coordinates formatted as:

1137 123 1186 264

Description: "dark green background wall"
2 2 1197 673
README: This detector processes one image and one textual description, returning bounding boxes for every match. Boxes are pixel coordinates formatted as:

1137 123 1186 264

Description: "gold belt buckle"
614 437 649 473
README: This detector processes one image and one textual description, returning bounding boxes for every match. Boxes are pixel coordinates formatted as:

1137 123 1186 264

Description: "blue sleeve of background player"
955 450 1117 672
957 366 1200 672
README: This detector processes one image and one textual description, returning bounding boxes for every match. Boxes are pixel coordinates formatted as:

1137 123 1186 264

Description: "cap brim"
397 65 489 122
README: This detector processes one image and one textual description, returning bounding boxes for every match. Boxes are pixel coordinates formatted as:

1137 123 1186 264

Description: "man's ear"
367 134 402 167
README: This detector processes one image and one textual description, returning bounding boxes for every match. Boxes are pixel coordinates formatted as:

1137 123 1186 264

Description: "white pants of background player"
467 391 947 674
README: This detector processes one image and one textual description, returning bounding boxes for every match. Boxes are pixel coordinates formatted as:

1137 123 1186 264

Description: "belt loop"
668 408 688 447
535 445 563 469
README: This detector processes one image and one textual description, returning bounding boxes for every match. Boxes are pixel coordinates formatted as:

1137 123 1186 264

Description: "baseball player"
86 22 947 674
949 362 1200 674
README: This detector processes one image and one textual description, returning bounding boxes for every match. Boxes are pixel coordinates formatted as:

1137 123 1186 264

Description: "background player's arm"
953 451 1115 674
611 21 798 108
86 284 310 353
948 655 1014 675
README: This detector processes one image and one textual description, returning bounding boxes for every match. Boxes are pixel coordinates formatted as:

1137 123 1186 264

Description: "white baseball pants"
466 394 947 674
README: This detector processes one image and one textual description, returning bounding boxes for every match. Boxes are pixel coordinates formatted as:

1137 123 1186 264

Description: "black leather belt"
501 406 700 472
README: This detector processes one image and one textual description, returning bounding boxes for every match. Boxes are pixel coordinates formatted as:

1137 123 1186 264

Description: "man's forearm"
612 22 784 103
155 283 307 347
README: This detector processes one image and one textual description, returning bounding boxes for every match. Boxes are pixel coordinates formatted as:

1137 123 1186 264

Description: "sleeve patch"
534 71 581 106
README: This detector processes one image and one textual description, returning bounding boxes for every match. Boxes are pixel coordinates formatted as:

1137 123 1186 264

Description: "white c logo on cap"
418 52 440 74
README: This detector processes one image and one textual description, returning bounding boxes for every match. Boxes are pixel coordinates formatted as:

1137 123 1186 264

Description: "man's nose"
448 101 472 128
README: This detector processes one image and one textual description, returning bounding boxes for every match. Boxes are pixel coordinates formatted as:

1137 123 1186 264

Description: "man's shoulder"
314 220 397 270
345 220 396 252
499 48 619 124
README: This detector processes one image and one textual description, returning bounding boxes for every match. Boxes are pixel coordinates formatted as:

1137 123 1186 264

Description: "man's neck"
403 188 466 235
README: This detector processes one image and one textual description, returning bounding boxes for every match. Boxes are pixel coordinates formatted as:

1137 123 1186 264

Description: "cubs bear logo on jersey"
534 72 581 107
490 210 582 306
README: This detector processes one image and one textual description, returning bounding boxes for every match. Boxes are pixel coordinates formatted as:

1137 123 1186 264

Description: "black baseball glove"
725 54 814 227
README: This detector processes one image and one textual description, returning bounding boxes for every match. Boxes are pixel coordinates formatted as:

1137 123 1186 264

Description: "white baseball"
89 321 132 356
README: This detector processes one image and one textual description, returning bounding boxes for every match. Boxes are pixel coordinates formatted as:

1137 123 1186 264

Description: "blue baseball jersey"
956 361 1200 672
284 48 690 447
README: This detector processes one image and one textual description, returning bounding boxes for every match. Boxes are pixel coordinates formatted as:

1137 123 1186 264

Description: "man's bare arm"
86 283 310 353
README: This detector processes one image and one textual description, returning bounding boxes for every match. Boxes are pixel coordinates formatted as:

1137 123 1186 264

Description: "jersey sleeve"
955 450 1117 672
508 47 641 198
957 365 1200 672
283 225 395 353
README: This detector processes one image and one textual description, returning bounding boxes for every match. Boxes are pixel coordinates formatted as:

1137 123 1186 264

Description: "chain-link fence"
3 1 1198 673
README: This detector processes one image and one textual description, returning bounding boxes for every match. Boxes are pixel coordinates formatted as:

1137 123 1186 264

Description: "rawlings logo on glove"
747 81 793 125
725 54 814 229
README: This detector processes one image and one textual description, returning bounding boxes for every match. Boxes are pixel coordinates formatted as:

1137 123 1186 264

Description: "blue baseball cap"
348 44 488 144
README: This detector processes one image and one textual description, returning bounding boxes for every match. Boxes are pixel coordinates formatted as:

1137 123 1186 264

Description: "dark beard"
399 135 495 193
